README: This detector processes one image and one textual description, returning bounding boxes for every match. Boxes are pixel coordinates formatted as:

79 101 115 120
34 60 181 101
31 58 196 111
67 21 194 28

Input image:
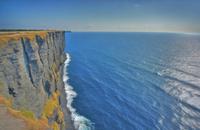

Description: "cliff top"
0 30 63 47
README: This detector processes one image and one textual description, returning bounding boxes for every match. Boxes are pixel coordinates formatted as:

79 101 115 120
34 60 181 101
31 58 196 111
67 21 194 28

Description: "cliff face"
0 31 74 130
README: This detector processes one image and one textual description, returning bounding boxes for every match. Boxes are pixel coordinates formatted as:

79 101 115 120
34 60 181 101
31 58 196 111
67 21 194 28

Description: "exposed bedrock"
0 31 74 130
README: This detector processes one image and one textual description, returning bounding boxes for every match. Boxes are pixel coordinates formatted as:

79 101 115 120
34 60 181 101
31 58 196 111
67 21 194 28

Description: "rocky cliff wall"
0 31 74 130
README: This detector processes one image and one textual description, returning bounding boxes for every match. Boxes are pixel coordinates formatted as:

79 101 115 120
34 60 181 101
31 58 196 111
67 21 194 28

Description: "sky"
0 0 200 32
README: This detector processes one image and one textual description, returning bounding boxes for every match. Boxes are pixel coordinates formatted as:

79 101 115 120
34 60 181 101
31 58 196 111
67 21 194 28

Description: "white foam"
63 53 94 130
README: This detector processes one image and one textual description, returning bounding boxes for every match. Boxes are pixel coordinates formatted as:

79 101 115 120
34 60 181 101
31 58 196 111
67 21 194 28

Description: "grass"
42 91 64 123
42 91 65 129
52 122 60 130
51 63 60 83
20 109 36 119
0 31 49 48
42 91 60 118
0 95 48 130
0 91 65 130
8 108 49 130
0 81 5 93
0 95 12 107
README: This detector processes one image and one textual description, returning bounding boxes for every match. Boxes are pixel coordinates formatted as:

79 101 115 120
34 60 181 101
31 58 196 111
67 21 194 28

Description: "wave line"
63 53 94 130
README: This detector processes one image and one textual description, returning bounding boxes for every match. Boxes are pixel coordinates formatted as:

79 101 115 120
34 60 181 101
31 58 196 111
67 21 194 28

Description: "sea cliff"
0 31 74 130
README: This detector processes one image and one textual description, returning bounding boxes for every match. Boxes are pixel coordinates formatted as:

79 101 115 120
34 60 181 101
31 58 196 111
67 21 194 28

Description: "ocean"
64 32 200 130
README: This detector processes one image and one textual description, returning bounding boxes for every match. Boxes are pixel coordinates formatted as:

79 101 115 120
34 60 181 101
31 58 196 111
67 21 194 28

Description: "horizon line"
1 28 200 35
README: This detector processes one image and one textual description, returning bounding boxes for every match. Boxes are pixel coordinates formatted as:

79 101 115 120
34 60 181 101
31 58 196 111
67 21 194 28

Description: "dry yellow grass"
0 95 49 130
0 31 49 48
42 91 64 122
42 91 65 129
0 92 65 130
51 63 60 83
42 91 60 117
0 81 4 93
0 95 12 107
52 122 60 130
8 108 49 130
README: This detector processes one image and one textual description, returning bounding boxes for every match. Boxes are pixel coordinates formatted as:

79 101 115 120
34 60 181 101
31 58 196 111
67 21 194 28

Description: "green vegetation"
42 91 60 117
52 122 60 130
8 107 49 130
20 109 36 119
42 91 65 128
0 81 5 93
51 63 60 83
0 91 65 130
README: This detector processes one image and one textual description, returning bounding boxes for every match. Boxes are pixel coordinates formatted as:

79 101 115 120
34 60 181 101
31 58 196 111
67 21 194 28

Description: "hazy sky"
1 0 200 32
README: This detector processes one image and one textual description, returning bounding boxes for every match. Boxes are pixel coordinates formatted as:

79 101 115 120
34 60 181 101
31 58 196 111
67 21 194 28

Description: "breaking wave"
63 53 94 130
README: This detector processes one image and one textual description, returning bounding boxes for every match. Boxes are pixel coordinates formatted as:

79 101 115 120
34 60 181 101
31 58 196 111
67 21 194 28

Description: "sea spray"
63 53 94 130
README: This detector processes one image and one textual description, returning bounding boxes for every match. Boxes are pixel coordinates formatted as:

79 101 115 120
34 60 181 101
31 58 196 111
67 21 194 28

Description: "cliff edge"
0 31 74 130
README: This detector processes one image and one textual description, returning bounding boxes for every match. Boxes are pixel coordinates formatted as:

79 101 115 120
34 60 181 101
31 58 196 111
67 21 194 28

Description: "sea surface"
64 32 200 130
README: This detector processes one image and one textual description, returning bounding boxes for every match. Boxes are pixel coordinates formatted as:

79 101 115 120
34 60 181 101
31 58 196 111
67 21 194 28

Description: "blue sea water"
64 32 200 130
